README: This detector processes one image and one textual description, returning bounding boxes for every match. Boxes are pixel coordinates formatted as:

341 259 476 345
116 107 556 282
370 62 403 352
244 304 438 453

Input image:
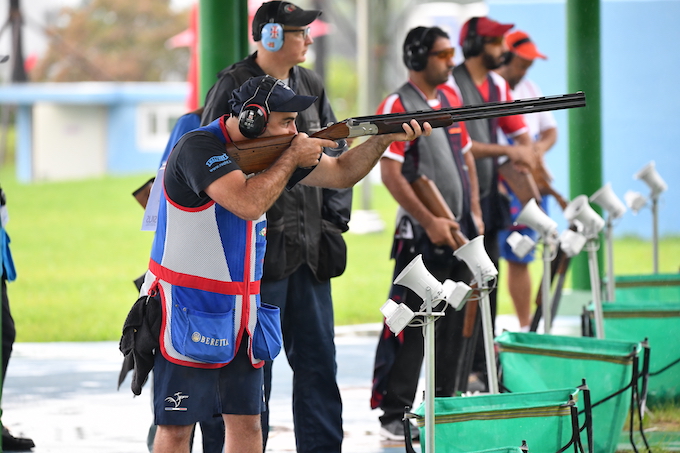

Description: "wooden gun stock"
462 283 479 337
410 175 469 249
132 177 155 209
498 161 569 211
498 161 542 207
533 166 569 210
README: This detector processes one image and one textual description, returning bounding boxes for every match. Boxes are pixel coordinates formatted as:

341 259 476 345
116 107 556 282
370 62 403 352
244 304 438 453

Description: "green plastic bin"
586 300 680 405
412 387 587 453
614 273 680 302
463 447 527 453
497 332 643 453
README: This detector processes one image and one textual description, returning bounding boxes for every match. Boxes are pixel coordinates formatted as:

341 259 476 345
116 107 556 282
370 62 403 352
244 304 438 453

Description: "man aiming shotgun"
226 91 585 176
136 75 431 453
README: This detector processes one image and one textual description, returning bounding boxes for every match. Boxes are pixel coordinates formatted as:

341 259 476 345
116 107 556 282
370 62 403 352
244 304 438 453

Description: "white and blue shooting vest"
141 118 282 369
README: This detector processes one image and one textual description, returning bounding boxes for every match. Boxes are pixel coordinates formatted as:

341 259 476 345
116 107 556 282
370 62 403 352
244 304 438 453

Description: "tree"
31 0 189 82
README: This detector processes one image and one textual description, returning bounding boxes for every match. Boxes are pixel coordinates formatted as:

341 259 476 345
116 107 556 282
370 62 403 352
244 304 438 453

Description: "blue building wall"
106 103 167 175
0 82 187 182
487 0 680 238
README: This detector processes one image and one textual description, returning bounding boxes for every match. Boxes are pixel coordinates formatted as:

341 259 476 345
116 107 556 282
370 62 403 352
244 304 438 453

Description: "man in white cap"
495 30 558 331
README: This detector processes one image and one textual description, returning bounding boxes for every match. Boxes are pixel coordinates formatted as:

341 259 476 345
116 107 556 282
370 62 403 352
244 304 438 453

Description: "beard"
426 70 451 88
482 52 503 70
507 77 520 90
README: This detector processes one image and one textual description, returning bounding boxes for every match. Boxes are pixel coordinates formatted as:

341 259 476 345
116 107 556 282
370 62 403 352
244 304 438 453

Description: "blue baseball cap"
229 75 317 115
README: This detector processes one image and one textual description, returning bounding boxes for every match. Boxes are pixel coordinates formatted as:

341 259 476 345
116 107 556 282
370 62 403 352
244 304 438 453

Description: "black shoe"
467 371 488 393
379 419 420 441
2 427 35 451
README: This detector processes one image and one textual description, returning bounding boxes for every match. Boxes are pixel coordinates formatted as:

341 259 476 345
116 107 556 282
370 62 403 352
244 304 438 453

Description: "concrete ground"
1 315 582 453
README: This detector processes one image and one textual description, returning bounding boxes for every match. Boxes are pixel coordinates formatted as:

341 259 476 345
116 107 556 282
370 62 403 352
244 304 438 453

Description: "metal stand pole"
542 240 553 334
651 195 659 274
477 269 499 393
586 240 605 338
604 217 615 301
424 288 435 453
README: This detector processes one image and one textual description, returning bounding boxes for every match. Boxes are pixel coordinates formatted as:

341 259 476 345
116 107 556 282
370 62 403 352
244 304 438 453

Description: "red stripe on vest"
149 259 260 295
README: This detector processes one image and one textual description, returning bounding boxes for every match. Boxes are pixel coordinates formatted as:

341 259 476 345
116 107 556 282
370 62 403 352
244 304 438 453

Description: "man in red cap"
495 30 558 331
446 16 536 391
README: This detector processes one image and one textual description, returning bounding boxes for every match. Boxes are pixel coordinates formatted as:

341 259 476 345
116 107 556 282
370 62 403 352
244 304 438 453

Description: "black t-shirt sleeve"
286 167 315 190
164 131 242 208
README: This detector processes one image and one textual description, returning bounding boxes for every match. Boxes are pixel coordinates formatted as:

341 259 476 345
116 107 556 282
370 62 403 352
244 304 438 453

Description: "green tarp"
614 273 680 302
412 387 586 453
497 332 642 453
588 300 680 404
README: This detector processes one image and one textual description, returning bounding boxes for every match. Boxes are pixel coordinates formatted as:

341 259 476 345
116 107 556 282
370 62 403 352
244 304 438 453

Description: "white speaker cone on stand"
590 183 626 302
564 195 605 239
515 197 560 333
635 161 667 197
633 161 667 274
590 183 626 220
394 254 444 302
453 236 498 282
624 190 647 214
564 195 606 338
516 198 558 238
454 235 499 393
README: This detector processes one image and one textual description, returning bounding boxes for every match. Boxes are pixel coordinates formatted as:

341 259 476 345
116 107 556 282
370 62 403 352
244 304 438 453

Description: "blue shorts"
498 185 549 264
153 341 264 426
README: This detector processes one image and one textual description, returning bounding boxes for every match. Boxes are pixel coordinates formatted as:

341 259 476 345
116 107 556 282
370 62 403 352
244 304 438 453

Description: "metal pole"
9 0 27 83
199 0 248 104
605 217 615 301
357 0 372 210
542 241 552 334
587 241 605 339
568 0 602 291
652 195 659 274
424 288 435 453
478 271 499 394
312 0 326 81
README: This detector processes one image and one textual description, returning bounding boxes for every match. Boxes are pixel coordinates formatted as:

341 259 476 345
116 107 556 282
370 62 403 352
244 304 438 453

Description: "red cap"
505 30 547 60
459 17 514 46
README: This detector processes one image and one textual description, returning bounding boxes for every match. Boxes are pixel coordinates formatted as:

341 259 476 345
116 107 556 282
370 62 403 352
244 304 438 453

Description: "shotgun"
226 92 586 175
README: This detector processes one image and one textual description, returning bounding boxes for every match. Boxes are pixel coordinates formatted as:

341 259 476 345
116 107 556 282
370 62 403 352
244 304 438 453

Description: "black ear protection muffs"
502 36 532 65
238 76 277 139
403 27 432 72
462 17 483 58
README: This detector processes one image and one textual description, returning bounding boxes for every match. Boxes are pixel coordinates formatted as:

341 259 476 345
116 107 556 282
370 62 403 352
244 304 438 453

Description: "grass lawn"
1 168 679 342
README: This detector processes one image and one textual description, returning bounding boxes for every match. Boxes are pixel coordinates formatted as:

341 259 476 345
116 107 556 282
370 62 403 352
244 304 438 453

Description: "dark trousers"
371 248 472 425
260 264 343 453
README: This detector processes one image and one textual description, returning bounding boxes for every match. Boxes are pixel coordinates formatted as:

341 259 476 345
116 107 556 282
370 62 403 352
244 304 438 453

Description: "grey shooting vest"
395 83 467 223
452 64 500 199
